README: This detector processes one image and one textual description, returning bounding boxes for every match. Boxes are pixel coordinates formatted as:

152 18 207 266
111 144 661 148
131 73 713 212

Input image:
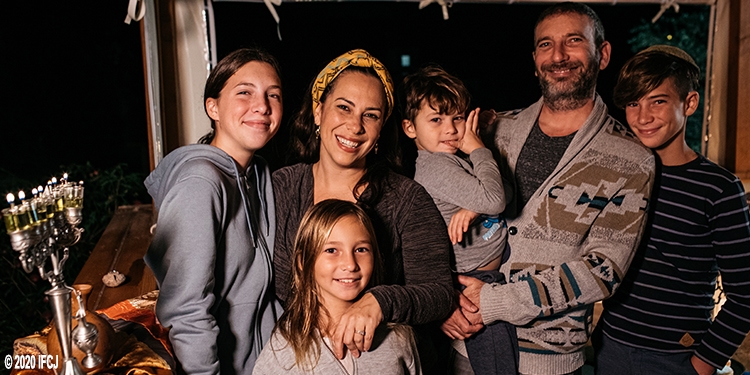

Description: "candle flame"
51 177 58 184
32 188 38 195
63 173 68 180
6 193 14 204
18 191 26 200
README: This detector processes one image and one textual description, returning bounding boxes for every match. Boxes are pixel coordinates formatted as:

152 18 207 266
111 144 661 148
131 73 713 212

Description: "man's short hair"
535 2 605 50
613 45 701 108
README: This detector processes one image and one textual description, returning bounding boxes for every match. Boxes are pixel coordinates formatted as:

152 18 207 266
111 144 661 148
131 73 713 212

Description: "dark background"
211 1 696 170
1 0 709 181
0 0 709 362
2 0 149 182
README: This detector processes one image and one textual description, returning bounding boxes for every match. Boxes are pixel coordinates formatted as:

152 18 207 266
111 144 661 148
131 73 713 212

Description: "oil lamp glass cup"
21 201 40 226
45 197 56 220
53 188 65 213
31 198 48 224
14 205 33 231
3 208 18 233
63 185 84 209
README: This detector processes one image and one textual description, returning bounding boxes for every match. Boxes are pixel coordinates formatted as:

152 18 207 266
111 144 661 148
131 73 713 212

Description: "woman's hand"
457 108 485 155
331 293 383 359
449 209 479 244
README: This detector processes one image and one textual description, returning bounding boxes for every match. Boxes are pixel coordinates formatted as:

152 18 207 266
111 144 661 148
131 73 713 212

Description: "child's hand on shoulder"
457 108 485 154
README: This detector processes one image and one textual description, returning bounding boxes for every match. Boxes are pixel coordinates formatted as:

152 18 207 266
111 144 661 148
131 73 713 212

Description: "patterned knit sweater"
479 96 655 374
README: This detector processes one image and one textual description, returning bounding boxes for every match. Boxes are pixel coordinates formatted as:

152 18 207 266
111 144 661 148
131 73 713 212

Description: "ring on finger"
355 330 366 336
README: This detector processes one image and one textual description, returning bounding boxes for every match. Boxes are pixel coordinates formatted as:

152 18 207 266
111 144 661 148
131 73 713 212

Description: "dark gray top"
515 121 576 208
272 163 455 325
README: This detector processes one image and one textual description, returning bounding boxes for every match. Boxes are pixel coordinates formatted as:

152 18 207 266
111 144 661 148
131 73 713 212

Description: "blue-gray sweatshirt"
145 144 281 375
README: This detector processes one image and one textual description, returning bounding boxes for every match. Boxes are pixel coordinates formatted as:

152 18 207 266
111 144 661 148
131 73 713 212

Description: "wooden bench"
74 205 157 311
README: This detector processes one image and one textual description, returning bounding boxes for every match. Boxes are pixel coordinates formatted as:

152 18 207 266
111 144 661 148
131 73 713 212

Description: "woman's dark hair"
287 66 402 208
198 47 282 144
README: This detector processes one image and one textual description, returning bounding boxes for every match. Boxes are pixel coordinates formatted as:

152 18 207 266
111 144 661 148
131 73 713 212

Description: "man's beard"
537 53 600 111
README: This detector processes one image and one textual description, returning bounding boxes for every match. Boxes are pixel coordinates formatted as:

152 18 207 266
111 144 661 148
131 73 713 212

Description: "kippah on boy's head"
613 44 701 109
398 65 471 123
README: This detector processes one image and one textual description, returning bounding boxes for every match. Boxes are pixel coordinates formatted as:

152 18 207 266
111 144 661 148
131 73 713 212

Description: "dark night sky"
2 0 149 182
1 1 706 182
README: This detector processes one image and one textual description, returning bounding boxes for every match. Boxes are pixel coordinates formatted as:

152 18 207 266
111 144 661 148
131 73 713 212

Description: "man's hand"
441 292 483 339
690 355 717 375
457 275 483 312
478 109 498 139
448 209 479 244
331 293 383 359
441 276 490 339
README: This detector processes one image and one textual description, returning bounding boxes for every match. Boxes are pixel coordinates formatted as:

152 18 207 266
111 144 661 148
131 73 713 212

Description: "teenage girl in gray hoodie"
144 48 283 375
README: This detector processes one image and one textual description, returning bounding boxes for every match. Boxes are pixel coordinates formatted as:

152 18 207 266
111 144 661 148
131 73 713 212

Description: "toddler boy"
400 65 518 375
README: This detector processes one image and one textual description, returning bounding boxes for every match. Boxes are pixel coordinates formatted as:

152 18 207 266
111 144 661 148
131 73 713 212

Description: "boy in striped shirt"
595 45 750 375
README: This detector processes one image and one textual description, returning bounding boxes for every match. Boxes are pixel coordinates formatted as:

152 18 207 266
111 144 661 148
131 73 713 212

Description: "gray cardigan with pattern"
479 96 655 374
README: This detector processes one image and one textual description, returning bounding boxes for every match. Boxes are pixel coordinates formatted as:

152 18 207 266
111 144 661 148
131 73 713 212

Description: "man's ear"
599 41 612 71
402 119 417 139
206 98 220 121
684 91 700 117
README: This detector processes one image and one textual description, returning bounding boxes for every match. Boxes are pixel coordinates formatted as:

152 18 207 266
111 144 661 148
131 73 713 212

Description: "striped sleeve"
694 175 750 368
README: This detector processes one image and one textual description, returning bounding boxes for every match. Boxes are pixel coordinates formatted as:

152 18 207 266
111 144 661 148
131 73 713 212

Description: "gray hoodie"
145 144 281 375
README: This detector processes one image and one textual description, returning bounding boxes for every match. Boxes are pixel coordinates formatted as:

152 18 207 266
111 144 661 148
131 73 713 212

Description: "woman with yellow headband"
271 49 455 373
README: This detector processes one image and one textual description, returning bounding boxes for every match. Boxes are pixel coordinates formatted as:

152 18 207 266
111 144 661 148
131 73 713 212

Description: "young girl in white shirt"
254 199 420 374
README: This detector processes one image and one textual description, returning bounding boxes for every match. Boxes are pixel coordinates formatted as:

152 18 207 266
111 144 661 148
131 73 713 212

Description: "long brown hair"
273 199 382 370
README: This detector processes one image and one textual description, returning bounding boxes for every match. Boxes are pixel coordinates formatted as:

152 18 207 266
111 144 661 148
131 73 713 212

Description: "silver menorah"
3 176 99 375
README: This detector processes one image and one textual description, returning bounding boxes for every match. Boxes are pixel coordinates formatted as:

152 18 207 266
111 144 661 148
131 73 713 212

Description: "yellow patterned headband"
312 49 395 120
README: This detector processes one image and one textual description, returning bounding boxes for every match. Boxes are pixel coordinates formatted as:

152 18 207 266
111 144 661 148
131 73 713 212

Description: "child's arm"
448 208 479 244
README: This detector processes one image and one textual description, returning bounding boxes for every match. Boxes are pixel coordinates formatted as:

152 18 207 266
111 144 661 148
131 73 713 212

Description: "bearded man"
441 3 656 375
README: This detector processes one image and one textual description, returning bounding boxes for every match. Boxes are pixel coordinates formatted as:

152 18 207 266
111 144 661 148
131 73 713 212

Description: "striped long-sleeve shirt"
600 155 750 369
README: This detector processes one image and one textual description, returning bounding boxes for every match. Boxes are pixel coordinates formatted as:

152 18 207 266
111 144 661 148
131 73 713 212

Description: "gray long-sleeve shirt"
414 148 507 273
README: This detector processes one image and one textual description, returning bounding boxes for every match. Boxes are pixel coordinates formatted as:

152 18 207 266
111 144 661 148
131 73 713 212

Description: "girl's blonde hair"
274 199 382 370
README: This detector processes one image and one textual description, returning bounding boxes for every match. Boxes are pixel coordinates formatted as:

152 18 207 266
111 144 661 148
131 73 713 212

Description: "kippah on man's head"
636 45 699 71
